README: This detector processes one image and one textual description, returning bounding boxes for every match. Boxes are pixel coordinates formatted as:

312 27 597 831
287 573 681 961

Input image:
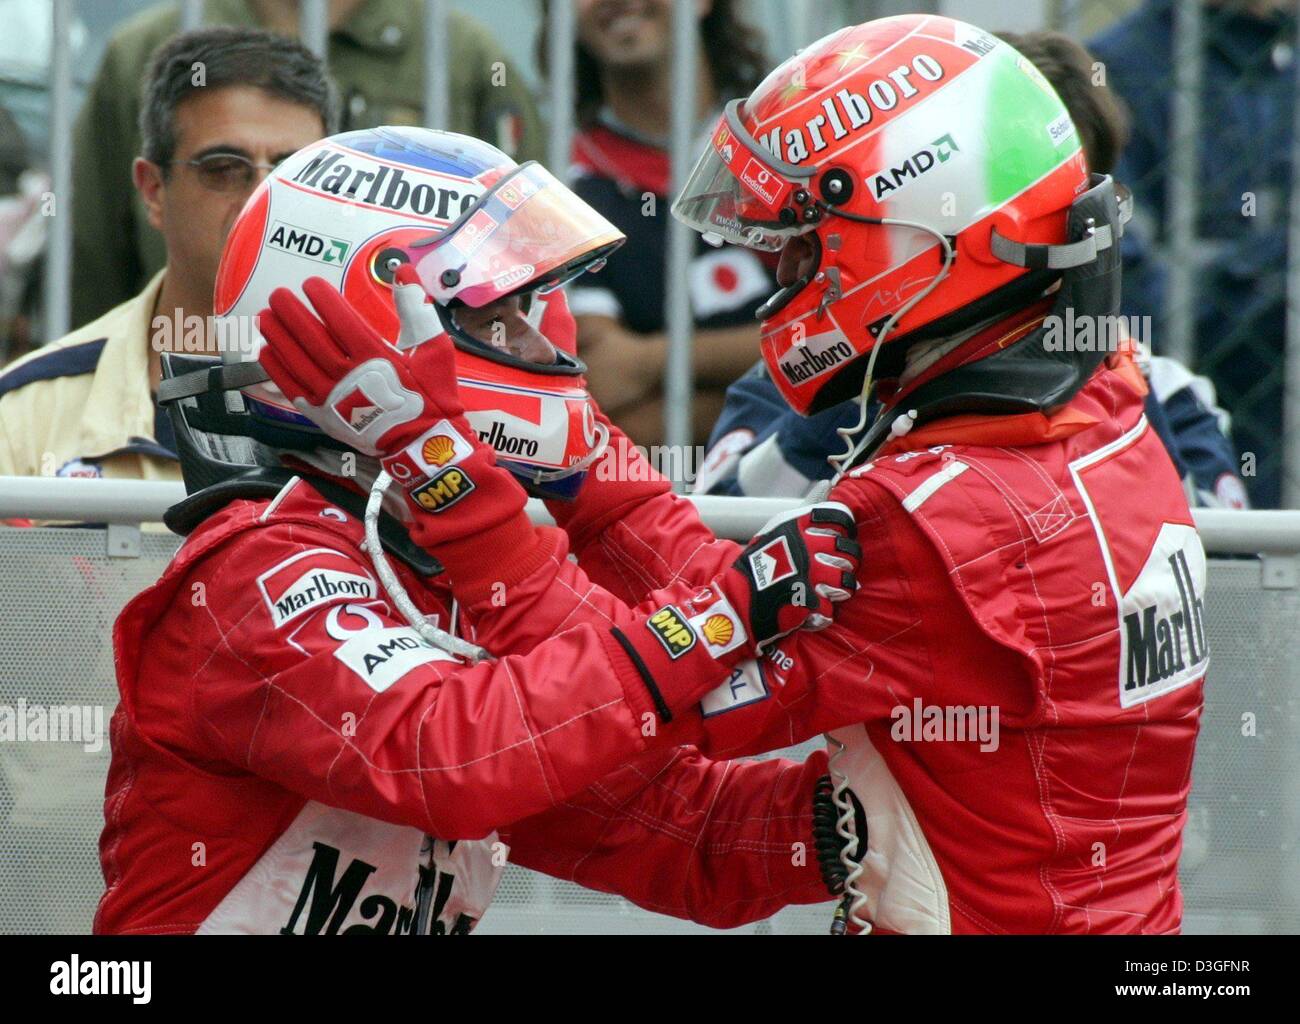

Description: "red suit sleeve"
172 523 753 840
545 416 739 604
503 746 833 929
538 469 940 760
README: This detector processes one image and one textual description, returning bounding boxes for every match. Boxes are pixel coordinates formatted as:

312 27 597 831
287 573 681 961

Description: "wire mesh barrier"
0 519 1295 934
1051 0 1300 509
4 1 1293 499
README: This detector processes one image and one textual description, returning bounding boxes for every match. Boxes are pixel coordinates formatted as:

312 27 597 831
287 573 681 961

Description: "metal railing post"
546 0 575 179
43 0 74 342
423 0 449 130
1284 13 1300 508
664 0 697 482
179 0 205 32
3 477 1300 552
1164 0 1202 365
299 0 329 60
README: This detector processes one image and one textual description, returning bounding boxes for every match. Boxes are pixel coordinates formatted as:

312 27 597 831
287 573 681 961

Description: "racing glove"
610 501 862 695
256 268 554 600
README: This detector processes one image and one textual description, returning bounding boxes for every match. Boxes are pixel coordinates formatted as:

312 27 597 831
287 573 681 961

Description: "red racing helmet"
212 126 626 499
672 14 1091 415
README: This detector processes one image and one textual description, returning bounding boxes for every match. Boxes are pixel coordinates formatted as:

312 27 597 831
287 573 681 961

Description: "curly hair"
538 0 769 127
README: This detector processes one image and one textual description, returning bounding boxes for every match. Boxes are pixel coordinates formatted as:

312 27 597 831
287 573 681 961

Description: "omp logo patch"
646 605 697 659
267 220 349 264
411 467 476 512
749 536 795 590
257 549 376 628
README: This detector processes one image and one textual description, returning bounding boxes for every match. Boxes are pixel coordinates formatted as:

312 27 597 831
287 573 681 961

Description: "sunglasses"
170 152 281 193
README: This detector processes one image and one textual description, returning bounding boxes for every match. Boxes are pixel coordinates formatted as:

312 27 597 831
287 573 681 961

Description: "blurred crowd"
0 0 1294 506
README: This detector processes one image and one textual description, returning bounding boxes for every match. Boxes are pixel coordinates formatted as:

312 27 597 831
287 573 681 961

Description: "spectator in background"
548 0 771 447
70 0 544 330
0 103 45 365
1090 0 1294 507
0 27 331 483
696 29 1250 510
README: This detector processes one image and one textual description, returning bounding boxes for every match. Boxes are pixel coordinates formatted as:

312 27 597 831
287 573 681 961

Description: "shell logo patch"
397 420 475 480
422 434 457 467
701 614 735 647
647 605 697 659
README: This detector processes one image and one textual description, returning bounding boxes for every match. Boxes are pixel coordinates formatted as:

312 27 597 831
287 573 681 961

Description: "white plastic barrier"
0 478 1297 934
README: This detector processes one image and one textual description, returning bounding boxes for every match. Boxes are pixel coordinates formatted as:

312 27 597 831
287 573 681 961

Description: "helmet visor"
671 101 817 252
410 161 624 308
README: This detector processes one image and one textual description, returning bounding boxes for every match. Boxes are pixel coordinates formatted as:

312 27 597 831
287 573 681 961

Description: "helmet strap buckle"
816 266 843 318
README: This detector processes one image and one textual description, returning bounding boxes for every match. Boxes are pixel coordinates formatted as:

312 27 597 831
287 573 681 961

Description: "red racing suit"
96 476 832 935
538 350 1206 933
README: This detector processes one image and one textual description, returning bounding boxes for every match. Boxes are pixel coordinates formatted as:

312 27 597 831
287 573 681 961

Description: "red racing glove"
256 267 556 600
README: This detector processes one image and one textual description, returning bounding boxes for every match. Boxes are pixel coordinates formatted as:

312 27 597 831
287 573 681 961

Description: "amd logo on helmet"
777 333 855 385
292 147 477 221
867 133 961 202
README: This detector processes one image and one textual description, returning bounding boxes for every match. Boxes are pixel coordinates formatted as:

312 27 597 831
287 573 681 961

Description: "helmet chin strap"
363 470 492 663
818 209 957 485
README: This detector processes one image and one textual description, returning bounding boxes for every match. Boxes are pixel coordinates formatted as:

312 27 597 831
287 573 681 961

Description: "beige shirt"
0 269 180 485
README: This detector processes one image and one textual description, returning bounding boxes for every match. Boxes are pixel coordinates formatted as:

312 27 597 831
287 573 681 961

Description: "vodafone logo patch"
749 536 795 590
739 158 783 210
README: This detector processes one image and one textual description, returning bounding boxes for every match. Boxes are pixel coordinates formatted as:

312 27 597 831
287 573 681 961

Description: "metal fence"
1053 0 1300 510
0 478 1298 934
2 0 1297 505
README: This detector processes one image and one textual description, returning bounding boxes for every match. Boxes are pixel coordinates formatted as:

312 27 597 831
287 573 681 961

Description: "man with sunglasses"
0 27 332 485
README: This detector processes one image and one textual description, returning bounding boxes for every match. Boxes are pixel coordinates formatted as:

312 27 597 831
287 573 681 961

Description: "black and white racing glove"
729 501 861 651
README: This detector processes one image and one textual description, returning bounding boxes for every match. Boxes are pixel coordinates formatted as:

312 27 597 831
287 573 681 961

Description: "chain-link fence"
1049 0 1299 511
0 523 1295 934
1 0 1297 503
